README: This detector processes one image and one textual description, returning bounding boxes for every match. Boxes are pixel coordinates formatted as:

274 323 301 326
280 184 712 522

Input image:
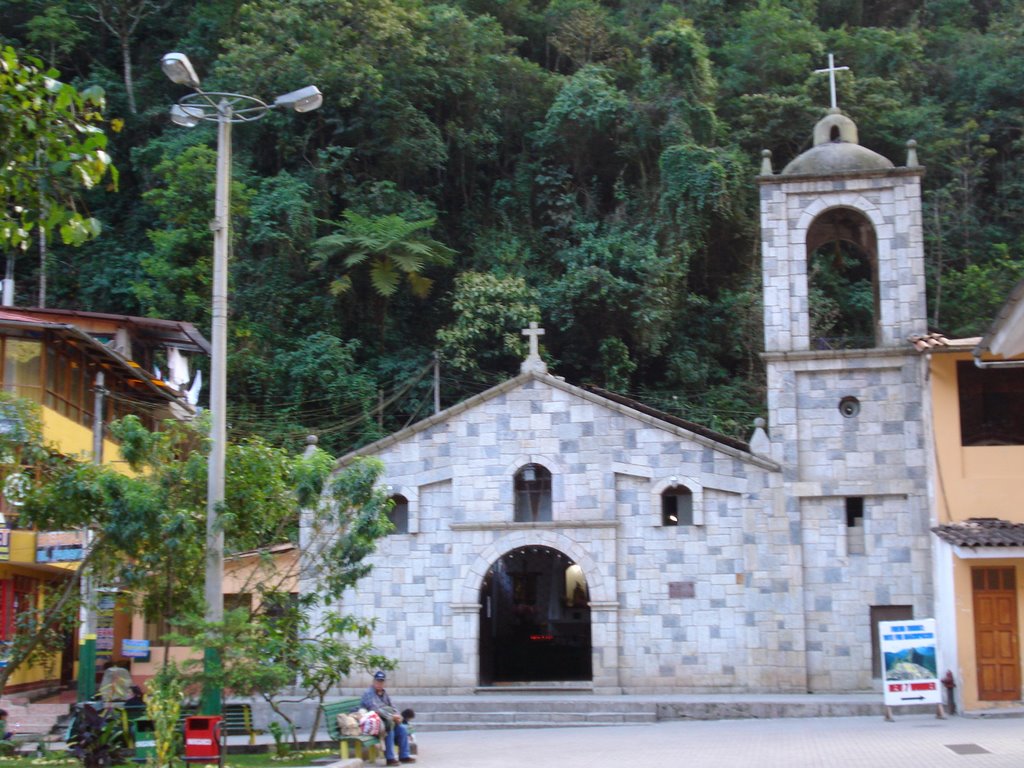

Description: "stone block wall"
759 170 926 353
322 374 799 694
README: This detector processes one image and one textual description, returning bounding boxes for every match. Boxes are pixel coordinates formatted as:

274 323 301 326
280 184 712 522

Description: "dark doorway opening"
479 546 592 685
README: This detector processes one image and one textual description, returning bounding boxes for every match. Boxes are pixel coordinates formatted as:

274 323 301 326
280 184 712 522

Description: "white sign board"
879 618 942 706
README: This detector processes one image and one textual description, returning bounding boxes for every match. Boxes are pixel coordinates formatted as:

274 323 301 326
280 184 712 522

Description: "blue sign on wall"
121 639 151 660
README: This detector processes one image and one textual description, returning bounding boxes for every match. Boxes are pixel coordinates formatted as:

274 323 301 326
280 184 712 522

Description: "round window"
839 396 860 418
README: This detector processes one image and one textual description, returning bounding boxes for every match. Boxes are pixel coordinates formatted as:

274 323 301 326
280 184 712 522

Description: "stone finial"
520 322 547 374
303 434 319 458
906 139 919 168
760 149 773 176
749 417 771 456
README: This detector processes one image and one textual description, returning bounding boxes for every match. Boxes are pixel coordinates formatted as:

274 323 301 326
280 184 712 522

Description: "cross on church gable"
522 322 544 358
814 53 850 110
520 322 547 374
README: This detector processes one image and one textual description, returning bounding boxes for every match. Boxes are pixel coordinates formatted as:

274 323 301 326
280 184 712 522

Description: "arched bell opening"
806 207 880 350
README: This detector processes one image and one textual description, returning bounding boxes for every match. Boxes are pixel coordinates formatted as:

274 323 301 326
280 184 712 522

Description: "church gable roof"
336 370 777 470
579 384 750 453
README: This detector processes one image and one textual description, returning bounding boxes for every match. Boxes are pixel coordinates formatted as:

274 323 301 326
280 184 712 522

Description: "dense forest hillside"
2 0 1023 454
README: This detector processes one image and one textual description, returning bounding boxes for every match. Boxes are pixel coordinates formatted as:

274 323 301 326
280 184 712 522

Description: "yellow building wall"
40 408 135 476
930 353 1024 525
931 351 1024 711
4 408 135 693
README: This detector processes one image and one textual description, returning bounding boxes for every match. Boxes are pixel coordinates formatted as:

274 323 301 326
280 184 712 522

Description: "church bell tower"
757 57 934 692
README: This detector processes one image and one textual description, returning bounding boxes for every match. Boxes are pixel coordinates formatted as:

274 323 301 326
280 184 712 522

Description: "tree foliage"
0 45 116 252
0 1 1022 446
166 454 395 741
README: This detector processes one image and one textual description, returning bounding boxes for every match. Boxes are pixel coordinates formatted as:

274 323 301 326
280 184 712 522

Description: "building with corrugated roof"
0 307 205 694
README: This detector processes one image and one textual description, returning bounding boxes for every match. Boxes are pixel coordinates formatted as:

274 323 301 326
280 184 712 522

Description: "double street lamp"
161 52 321 714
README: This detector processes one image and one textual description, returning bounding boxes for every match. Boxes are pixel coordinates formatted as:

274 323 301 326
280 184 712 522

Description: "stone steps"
406 702 657 731
387 693 889 732
0 700 71 736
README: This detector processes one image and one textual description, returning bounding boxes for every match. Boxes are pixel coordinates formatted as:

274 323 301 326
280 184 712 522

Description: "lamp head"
169 104 200 128
274 85 323 113
161 52 201 89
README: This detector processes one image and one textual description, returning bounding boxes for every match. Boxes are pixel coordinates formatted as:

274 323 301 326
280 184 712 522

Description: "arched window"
514 464 552 522
388 494 409 534
661 485 693 527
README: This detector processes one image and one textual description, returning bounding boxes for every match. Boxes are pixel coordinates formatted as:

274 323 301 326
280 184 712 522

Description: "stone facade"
306 374 805 694
306 109 936 696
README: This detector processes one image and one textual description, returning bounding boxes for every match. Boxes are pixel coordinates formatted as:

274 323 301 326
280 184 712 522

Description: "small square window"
662 486 693 526
846 497 865 554
957 361 1024 445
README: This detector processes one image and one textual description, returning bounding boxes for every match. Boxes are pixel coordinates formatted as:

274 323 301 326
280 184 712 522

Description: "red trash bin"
184 716 223 764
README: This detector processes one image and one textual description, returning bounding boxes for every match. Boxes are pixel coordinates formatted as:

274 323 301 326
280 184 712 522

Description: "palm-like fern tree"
312 210 454 299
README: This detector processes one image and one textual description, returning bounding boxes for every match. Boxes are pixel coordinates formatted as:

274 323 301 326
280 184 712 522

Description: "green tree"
540 221 681 381
135 136 252 323
0 395 83 692
313 210 454 300
644 18 719 144
24 5 87 67
86 0 170 115
0 45 116 253
5 411 306 687
215 0 427 110
436 271 541 378
168 454 395 746
937 248 1024 337
532 65 632 218
229 331 380 456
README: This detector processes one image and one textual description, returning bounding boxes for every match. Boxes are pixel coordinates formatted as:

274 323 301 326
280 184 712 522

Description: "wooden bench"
321 697 383 763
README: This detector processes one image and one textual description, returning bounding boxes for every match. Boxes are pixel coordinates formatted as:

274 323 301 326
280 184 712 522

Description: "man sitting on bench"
360 671 415 766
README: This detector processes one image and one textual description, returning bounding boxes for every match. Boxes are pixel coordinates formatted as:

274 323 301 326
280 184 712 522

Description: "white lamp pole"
161 53 321 714
207 98 230 637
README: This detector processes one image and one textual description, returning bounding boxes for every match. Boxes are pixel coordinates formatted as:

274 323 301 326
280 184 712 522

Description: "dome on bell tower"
782 108 894 175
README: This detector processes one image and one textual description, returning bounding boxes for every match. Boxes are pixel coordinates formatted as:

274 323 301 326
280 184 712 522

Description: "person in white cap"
361 670 415 765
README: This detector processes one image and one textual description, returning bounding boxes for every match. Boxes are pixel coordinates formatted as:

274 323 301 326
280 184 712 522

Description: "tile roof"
907 332 983 352
908 332 953 351
932 518 1024 547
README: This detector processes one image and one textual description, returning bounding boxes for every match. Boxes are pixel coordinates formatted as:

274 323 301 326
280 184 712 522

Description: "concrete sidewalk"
387 714 1024 768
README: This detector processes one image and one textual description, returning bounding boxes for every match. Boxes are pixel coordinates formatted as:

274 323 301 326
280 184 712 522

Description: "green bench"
320 698 383 763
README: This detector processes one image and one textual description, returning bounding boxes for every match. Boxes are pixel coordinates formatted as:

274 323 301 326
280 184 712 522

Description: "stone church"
306 95 935 695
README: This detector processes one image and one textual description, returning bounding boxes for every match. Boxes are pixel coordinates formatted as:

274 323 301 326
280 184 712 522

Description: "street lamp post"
161 53 321 714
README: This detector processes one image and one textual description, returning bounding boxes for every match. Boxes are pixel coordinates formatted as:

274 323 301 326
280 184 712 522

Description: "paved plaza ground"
398 714 1024 768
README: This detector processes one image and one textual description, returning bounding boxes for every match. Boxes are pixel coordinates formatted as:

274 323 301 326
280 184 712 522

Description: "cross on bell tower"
814 53 850 111
520 322 547 374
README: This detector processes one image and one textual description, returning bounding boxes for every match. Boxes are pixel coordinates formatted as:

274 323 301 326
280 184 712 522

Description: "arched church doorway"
478 545 592 685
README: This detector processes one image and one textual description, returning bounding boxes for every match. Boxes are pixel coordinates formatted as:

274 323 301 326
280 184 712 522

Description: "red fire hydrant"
941 670 956 715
